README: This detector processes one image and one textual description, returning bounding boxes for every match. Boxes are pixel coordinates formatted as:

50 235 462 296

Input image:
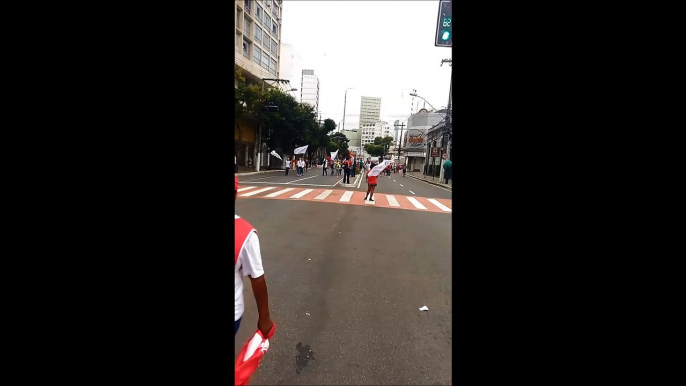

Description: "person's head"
345 156 349 161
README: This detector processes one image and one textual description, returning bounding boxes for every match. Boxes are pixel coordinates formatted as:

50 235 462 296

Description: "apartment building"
300 69 319 114
359 96 381 126
235 0 283 171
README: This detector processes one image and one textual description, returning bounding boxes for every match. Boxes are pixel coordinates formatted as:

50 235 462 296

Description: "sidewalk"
407 173 453 191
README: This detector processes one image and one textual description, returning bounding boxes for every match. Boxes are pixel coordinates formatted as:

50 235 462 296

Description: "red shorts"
367 176 378 186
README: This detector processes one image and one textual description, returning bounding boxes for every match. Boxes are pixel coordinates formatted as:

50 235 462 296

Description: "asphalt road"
235 190 452 385
239 167 451 200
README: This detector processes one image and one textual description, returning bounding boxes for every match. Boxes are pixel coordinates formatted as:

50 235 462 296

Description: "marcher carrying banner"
368 160 394 177
330 149 339 160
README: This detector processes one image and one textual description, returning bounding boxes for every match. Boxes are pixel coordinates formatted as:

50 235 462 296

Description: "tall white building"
300 69 320 114
360 121 392 146
279 43 302 94
359 96 381 126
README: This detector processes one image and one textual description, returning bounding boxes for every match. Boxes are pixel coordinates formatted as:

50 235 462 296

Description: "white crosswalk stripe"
427 198 452 212
386 195 400 207
265 188 295 198
241 187 275 196
406 197 427 210
339 191 353 202
314 190 333 200
289 189 314 199
237 186 257 192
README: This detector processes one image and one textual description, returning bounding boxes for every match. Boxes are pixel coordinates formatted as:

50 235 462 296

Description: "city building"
359 96 381 126
300 69 319 114
360 121 392 146
235 0 283 172
278 43 303 94
340 129 362 159
402 109 446 173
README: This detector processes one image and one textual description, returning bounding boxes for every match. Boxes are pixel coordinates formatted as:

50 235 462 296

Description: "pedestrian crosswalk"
236 186 452 214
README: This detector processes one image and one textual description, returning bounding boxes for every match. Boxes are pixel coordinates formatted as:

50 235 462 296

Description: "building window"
254 27 262 45
264 14 271 29
253 46 261 64
237 10 243 30
263 33 270 50
245 0 252 14
271 38 277 54
269 58 277 75
244 17 252 38
261 52 270 70
243 39 250 59
256 5 262 23
272 20 278 37
272 1 279 17
236 33 241 50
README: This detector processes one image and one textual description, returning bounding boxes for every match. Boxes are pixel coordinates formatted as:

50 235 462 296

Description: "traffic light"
435 0 452 47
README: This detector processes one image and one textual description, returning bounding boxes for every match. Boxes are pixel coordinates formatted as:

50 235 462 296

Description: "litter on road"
419 306 429 311
306 313 311 316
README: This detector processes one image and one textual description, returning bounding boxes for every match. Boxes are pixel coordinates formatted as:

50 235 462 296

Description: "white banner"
294 145 309 154
368 160 394 177
330 150 339 160
270 150 282 160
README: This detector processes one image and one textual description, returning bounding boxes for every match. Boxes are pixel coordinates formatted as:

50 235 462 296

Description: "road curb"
407 174 453 191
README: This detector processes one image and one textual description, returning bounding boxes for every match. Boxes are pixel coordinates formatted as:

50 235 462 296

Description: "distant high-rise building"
360 121 391 146
359 96 381 126
300 69 320 114
279 43 302 94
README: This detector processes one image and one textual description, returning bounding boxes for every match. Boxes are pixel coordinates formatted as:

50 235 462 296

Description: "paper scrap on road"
308 259 311 261
306 313 310 316
419 306 429 311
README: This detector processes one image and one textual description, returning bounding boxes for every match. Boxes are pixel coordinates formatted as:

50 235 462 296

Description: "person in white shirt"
322 159 328 175
235 177 274 336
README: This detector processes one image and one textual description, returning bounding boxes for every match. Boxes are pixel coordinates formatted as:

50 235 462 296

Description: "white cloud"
281 1 452 129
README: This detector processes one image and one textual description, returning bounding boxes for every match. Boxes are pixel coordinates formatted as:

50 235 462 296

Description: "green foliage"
235 69 335 156
364 144 385 157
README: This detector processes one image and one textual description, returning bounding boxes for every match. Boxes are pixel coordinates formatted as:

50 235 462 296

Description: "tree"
329 132 350 157
235 68 322 159
364 144 385 157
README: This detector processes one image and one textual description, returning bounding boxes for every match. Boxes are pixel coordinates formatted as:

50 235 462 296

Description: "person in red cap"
235 176 274 336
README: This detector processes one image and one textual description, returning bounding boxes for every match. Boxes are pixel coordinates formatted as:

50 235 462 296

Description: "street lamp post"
342 87 354 133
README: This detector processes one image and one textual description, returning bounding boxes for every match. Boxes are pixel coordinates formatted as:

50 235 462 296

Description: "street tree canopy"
235 68 336 157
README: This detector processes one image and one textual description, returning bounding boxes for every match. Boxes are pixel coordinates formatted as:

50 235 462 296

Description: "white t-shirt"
235 214 265 321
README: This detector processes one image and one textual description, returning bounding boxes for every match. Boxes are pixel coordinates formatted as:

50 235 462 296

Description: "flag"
235 323 276 386
368 160 394 177
330 150 339 160
294 145 309 155
270 150 282 160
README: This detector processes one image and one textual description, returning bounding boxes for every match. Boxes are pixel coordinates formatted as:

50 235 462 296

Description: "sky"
280 1 452 134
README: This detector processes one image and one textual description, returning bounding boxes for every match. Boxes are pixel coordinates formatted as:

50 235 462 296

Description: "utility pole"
395 122 406 164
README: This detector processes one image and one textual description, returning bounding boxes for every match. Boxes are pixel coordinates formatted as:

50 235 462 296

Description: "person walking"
322 158 328 176
298 158 305 176
364 161 380 202
305 159 308 173
443 157 452 185
402 163 407 177
235 177 274 337
342 156 351 184
350 158 355 178
330 159 335 176
284 157 290 176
